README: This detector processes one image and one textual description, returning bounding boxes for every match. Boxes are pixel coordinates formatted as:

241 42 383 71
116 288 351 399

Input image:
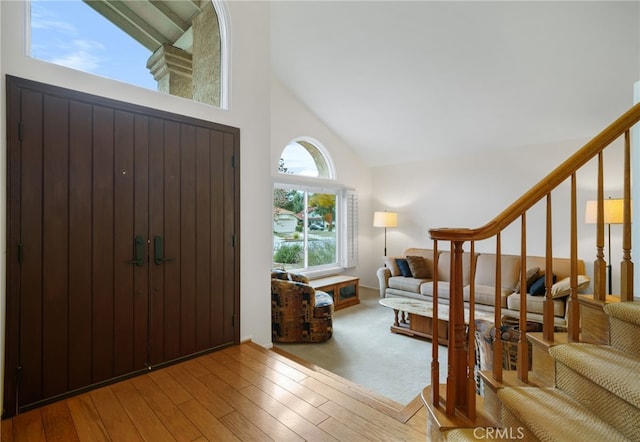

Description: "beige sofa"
376 248 590 328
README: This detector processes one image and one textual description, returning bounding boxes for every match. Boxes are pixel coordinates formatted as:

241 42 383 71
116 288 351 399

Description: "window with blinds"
273 138 357 274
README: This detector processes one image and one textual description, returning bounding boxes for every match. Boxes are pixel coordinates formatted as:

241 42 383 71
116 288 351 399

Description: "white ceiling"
271 1 640 167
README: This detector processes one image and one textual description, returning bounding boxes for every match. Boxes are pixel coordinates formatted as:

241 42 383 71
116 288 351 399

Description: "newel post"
446 241 469 415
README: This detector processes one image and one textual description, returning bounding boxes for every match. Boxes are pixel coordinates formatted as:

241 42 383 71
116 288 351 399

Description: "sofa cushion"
389 276 426 293
395 258 413 277
420 281 452 300
525 256 585 281
506 292 566 317
383 256 403 276
407 255 430 279
437 251 475 284
551 275 591 298
464 284 512 308
475 254 521 292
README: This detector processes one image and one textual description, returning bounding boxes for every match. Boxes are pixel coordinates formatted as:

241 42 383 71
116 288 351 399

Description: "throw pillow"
514 267 540 293
288 272 310 284
383 256 402 276
395 258 413 277
551 275 591 298
271 269 289 280
406 255 430 279
529 274 557 296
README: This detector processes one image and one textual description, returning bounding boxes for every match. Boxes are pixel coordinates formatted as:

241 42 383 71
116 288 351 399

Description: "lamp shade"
585 198 625 224
373 211 398 228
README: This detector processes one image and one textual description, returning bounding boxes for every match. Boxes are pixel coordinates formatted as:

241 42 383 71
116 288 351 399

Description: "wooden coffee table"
379 297 494 346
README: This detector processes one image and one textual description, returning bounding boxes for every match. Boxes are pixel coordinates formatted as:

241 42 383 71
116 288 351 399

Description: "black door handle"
127 235 146 266
154 236 175 265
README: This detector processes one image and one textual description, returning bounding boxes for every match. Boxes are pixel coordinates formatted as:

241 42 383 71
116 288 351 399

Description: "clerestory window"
273 139 357 274
28 0 228 108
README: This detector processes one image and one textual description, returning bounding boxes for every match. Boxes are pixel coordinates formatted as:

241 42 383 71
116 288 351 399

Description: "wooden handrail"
430 101 640 242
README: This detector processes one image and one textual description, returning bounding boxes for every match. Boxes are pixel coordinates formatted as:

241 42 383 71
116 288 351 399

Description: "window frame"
274 138 357 277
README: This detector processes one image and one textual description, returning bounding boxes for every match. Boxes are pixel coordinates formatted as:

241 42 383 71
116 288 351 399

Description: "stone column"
192 1 221 107
147 44 193 99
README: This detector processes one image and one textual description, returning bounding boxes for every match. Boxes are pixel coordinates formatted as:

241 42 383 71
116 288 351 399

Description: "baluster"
467 241 476 420
594 152 606 300
431 241 440 405
493 233 503 383
446 241 467 415
568 173 580 342
518 214 528 382
543 193 555 341
621 130 634 301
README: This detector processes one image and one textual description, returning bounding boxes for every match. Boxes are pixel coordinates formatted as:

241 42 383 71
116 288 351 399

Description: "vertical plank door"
4 76 239 417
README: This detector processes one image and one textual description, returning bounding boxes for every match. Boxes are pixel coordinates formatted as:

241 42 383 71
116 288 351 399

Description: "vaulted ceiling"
271 1 640 167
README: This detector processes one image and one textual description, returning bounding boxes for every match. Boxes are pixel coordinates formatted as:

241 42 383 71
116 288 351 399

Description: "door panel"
179 123 197 357
113 110 141 377
68 100 94 391
223 133 238 345
132 115 151 370
91 105 116 384
19 88 45 406
4 76 240 417
41 93 70 398
195 126 213 351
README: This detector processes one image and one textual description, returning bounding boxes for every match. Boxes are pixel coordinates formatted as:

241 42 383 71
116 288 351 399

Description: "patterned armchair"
271 270 334 343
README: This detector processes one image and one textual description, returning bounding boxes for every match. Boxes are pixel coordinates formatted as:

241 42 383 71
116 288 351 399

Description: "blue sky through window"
30 0 157 90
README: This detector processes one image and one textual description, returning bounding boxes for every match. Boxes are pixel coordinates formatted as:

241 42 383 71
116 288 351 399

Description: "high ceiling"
271 1 640 167
86 1 640 168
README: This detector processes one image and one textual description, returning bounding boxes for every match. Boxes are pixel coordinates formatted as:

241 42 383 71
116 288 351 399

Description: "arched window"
279 138 335 179
28 0 229 108
273 138 357 274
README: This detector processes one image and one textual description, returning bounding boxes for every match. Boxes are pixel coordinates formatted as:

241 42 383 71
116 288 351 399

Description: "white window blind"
342 189 358 268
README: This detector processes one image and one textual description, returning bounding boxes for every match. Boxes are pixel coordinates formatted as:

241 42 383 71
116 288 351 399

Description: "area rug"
274 287 448 405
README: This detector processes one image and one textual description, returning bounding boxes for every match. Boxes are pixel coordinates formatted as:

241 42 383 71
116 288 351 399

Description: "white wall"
270 78 377 286
0 0 274 411
370 136 629 292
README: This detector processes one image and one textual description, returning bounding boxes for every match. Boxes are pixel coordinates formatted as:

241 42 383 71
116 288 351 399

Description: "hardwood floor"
1 342 427 441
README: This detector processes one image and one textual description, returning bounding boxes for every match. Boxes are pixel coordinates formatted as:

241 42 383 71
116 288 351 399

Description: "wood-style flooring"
1 341 427 441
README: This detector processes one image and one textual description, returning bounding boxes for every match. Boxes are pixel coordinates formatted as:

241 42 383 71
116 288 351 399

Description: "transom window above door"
28 0 229 108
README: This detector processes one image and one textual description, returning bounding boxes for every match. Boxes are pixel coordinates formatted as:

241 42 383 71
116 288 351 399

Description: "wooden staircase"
422 101 640 440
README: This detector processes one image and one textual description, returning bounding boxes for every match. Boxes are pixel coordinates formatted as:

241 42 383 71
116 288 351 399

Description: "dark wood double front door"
4 76 240 417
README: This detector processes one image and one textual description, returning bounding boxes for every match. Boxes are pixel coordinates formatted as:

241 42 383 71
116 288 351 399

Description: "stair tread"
549 343 640 408
604 301 640 326
498 387 629 441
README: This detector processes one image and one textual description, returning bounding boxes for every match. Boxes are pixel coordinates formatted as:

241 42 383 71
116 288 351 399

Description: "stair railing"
427 101 638 420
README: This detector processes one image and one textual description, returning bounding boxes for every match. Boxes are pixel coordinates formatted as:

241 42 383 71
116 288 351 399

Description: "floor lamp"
585 198 624 295
373 211 398 256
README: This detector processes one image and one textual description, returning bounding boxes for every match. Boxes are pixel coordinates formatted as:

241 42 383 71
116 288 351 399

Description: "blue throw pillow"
529 274 557 296
395 258 413 277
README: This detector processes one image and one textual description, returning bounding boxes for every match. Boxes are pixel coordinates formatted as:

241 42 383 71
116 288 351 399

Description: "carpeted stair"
446 301 640 441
